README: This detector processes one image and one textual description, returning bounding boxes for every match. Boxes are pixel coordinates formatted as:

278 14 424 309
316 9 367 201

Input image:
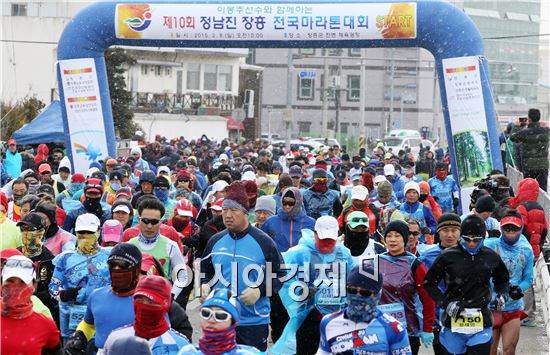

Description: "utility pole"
285 48 293 151
388 48 395 134
335 57 343 138
321 56 329 136
359 48 366 146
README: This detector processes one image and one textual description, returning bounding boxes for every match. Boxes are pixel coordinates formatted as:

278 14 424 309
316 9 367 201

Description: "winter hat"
222 181 250 213
403 181 420 195
134 275 171 310
71 173 86 183
115 187 133 200
347 265 383 294
242 171 256 181
153 176 170 188
202 288 240 322
177 170 191 181
312 168 328 179
384 220 409 245
102 219 124 244
500 209 524 229
461 214 487 238
211 180 229 193
108 242 142 267
109 170 124 181
255 196 276 215
437 213 461 233
418 181 430 194
377 181 393 198
58 156 72 173
475 195 496 213
110 337 151 355
130 147 142 157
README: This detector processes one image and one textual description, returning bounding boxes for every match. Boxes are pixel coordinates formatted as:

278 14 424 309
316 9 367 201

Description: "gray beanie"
255 196 277 215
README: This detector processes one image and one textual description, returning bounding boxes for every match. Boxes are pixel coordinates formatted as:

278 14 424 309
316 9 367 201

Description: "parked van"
384 130 423 156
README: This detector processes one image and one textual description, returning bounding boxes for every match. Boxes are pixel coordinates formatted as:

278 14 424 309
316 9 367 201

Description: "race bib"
451 308 483 334
315 286 345 315
68 304 87 330
378 303 407 328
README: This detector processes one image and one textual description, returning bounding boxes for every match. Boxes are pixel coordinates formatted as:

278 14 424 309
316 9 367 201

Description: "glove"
199 284 211 303
60 287 81 302
492 294 506 311
421 227 431 235
240 287 261 306
445 301 464 318
420 332 434 348
453 197 459 211
509 285 524 301
64 330 87 355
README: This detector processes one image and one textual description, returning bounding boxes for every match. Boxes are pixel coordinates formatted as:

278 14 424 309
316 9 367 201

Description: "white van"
384 130 423 156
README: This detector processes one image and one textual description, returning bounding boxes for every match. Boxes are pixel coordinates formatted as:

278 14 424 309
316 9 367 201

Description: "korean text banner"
59 58 109 173
115 3 416 41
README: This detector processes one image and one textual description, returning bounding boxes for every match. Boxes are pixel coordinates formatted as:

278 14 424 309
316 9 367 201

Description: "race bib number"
378 303 407 328
451 308 483 334
69 304 87 330
315 286 345 315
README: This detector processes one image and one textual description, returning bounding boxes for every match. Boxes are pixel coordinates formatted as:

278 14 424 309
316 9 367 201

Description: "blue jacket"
484 235 534 311
200 225 284 326
4 150 22 179
302 188 341 219
261 208 315 252
62 204 112 233
428 176 459 213
399 201 437 234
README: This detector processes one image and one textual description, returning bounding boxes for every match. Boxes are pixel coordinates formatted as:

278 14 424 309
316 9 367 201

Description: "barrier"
506 164 550 213
535 255 550 354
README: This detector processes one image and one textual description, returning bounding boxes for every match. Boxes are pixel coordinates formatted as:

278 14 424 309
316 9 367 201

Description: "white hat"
219 153 229 162
374 175 387 184
314 216 339 240
2 255 35 284
158 166 170 175
130 147 141 156
86 167 100 178
404 181 420 195
112 204 131 214
242 171 256 181
75 213 101 232
256 176 268 186
351 185 369 201
384 164 395 176
212 180 229 193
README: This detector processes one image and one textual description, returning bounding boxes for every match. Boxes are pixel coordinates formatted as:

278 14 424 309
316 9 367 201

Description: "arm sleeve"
423 254 448 307
519 248 534 292
423 206 438 234
76 321 96 341
412 260 436 332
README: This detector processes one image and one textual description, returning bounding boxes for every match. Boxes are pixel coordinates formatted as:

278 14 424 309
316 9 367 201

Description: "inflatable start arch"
57 0 503 210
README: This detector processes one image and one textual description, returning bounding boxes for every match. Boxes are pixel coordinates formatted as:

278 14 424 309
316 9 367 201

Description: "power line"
0 39 57 44
484 33 550 40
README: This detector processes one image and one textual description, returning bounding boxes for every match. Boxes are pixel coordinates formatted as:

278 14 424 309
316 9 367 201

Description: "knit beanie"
475 195 496 213
134 275 171 310
403 181 420 195
255 196 276 215
243 180 258 196
202 288 240 322
108 242 142 268
437 213 461 233
312 168 328 179
461 214 487 238
347 265 383 294
384 220 409 245
222 181 250 213
377 181 393 198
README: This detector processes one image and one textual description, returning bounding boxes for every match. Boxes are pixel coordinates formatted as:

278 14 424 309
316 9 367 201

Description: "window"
298 77 314 100
187 63 200 90
347 75 361 101
328 48 343 56
299 48 315 55
203 64 232 91
165 67 172 77
154 65 162 76
204 64 217 90
141 65 148 75
218 65 232 92
340 123 349 134
11 3 27 16
349 48 361 56
297 121 312 134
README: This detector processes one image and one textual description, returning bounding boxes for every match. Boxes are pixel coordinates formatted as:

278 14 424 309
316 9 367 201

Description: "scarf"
0 282 34 319
21 229 45 257
43 224 60 241
138 232 159 245
345 293 379 323
459 237 485 256
76 232 100 255
133 301 169 339
83 198 103 220
199 323 238 355
344 229 369 256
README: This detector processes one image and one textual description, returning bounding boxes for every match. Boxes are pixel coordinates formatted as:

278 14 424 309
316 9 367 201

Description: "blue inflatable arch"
57 0 503 206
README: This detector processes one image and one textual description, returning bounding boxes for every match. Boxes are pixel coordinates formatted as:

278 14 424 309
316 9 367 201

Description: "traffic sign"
232 108 246 122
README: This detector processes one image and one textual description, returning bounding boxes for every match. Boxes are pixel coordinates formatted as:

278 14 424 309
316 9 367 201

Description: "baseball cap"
219 153 229 162
158 166 170 175
16 212 45 230
116 187 133 200
106 158 118 166
75 213 101 232
7 139 16 146
210 198 224 211
350 171 362 182
351 185 369 201
347 211 370 229
500 214 523 228
38 163 52 174
2 255 35 284
212 180 229 193
242 171 256 181
289 165 303 178
109 170 124 181
314 216 339 240
102 219 124 244
383 164 395 176
71 173 86 183
85 178 103 194
112 204 131 214
374 175 387 184
176 199 193 217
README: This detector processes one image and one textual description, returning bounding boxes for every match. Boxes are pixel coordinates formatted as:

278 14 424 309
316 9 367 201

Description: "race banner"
443 56 493 211
115 3 416 41
59 58 108 173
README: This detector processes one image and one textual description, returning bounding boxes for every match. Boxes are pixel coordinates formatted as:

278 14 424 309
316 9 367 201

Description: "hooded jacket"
34 144 49 165
52 156 72 188
261 187 316 252
509 121 549 170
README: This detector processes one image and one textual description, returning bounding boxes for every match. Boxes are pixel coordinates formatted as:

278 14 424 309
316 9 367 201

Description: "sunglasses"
177 178 190 183
346 286 376 298
4 258 34 270
140 218 160 226
462 235 484 243
313 178 328 183
282 201 296 207
20 225 41 232
154 187 169 191
350 217 368 224
200 308 231 322
502 225 520 233
409 231 421 236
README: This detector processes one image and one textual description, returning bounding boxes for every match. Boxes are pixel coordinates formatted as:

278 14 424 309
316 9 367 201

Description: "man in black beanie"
462 195 500 237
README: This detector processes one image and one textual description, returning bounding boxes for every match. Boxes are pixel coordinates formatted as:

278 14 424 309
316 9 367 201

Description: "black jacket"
168 302 194 342
424 243 509 328
510 122 549 171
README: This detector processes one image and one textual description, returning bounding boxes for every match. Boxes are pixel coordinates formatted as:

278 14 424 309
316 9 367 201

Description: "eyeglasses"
140 218 160 226
462 235 484 243
346 286 376 298
4 258 34 270
282 200 296 207
313 178 328 183
409 231 421 236
502 225 520 233
200 308 231 322
350 217 368 224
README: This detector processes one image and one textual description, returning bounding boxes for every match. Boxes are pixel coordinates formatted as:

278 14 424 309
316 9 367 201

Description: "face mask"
312 180 328 193
110 183 121 191
77 232 99 255
436 170 448 180
405 170 414 178
418 194 428 203
110 269 138 296
13 193 27 206
133 301 169 339
352 200 368 209
199 323 238 355
344 229 369 255
172 215 190 232
154 188 169 202
459 236 485 256
28 183 40 195
21 229 45 256
353 163 361 169
1 282 34 319
346 292 379 323
86 196 101 206
315 237 336 254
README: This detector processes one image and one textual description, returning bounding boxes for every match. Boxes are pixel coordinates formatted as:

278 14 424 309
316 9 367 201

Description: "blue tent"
12 100 67 144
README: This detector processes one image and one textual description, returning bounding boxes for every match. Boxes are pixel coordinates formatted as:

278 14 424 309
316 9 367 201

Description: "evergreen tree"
1 97 45 141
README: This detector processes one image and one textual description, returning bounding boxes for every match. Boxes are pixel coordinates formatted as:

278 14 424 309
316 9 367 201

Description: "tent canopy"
12 100 67 145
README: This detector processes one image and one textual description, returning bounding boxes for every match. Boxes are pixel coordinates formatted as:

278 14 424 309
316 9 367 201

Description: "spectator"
4 139 22 180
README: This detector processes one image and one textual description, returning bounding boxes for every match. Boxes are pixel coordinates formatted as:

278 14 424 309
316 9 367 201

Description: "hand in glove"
202 191 215 208
490 294 506 311
240 287 261 306
445 301 464 318
509 285 524 301
199 284 211 303
420 332 434 347
60 287 81 302
64 330 87 355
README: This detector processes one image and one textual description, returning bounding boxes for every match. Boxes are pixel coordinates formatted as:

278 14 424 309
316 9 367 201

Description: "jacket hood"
279 187 303 219
510 178 539 207
37 144 49 156
59 156 72 171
